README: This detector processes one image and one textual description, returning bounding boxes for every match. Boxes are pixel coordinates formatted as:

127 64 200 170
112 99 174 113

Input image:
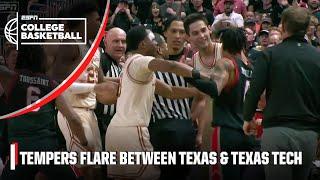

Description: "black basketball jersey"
212 57 253 130
5 70 57 113
4 70 58 143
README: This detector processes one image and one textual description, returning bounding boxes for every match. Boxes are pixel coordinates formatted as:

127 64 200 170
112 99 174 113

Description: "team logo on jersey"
4 12 87 50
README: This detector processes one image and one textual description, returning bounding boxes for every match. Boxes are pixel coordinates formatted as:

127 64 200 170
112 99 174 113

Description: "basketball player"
185 13 224 144
0 45 87 179
105 26 209 180
49 2 119 179
185 28 258 180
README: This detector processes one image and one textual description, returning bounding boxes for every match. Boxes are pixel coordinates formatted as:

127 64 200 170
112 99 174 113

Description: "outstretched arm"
95 81 119 105
155 79 199 99
148 59 210 80
185 58 234 99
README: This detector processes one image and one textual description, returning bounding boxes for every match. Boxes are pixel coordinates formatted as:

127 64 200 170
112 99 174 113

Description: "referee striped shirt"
152 71 191 121
95 54 121 118
151 49 193 122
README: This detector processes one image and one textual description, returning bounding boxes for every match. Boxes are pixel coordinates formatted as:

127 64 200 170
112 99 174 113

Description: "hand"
278 0 288 6
68 119 88 146
115 7 121 14
243 120 257 136
181 12 186 18
195 133 203 150
167 7 176 15
125 8 131 15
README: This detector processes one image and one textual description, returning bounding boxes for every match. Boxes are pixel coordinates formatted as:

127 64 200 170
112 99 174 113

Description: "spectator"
248 30 269 65
214 0 247 17
269 26 282 37
271 0 290 26
136 0 153 23
4 47 18 71
245 27 256 50
248 0 263 12
145 2 165 35
306 16 320 47
245 10 255 19
268 33 282 47
109 0 135 32
260 17 272 30
160 0 187 21
316 23 320 41
186 0 214 25
308 0 320 21
212 0 244 30
129 3 142 27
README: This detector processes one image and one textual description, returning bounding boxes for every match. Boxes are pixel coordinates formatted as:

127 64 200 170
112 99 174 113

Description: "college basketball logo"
4 12 87 50
4 15 18 46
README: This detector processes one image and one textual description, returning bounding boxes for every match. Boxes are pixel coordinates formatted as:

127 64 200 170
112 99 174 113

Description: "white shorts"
58 108 102 153
105 126 160 180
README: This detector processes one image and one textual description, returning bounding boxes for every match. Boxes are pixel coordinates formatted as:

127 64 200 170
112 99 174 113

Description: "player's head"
15 45 46 73
220 28 246 55
67 0 100 40
154 33 168 58
104 27 127 62
281 7 311 37
163 16 185 52
184 13 211 50
126 26 157 56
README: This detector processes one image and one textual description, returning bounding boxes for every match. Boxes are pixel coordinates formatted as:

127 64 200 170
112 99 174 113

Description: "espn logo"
0 2 19 13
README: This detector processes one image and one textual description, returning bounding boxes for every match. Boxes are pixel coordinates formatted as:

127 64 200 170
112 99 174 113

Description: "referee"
148 17 197 180
95 27 126 146
243 7 320 180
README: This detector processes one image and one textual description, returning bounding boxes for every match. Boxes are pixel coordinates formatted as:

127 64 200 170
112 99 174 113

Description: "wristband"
192 68 201 79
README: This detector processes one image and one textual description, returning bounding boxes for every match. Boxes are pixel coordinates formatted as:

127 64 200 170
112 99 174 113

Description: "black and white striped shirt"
95 53 121 118
152 71 192 121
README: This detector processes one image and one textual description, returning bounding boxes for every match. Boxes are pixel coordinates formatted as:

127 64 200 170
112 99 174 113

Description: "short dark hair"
15 45 46 73
281 7 311 35
67 0 98 29
184 13 208 35
220 28 247 55
163 16 183 32
126 26 148 51
154 33 165 45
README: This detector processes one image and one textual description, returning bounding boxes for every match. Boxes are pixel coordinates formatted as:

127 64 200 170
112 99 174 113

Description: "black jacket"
244 35 320 133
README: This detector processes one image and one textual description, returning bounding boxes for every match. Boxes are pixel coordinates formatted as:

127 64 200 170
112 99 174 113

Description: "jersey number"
87 66 98 83
27 86 41 112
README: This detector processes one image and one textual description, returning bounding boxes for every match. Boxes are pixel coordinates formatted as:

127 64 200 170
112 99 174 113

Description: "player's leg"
106 126 160 180
40 164 81 180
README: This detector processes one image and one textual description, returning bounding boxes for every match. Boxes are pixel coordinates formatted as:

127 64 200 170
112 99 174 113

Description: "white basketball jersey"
109 54 156 127
193 42 222 73
67 45 101 109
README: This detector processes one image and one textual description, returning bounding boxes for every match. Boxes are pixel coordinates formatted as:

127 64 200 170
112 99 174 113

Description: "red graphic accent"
211 127 222 180
14 142 18 166
0 2 110 120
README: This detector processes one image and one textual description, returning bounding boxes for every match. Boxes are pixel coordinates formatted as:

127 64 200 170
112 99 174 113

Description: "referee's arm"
243 52 269 122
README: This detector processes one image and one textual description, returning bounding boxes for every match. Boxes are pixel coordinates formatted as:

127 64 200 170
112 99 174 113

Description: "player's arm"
243 52 268 135
185 58 233 99
148 58 210 80
95 81 119 105
55 93 88 146
155 79 200 99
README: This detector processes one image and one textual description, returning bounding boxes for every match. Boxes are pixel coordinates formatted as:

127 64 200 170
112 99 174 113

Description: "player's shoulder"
217 57 236 71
